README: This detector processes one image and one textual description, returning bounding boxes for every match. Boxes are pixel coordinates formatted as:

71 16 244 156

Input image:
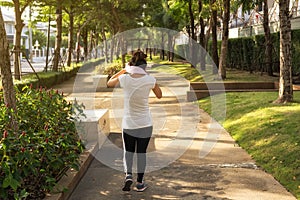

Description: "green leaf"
46 177 56 183
3 173 20 191
19 189 29 198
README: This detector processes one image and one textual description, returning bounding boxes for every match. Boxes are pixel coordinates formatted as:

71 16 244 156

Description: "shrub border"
14 66 80 90
45 143 98 200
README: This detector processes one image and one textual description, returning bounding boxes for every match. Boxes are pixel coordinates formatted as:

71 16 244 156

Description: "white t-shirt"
118 74 156 129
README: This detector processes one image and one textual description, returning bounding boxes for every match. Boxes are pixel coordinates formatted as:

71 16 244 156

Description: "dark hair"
129 50 147 69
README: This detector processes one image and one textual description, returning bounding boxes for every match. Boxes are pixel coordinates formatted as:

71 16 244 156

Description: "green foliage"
143 0 166 27
0 1 14 7
227 36 257 70
152 60 203 82
152 57 278 82
207 40 222 60
49 36 56 49
227 38 244 69
103 63 123 78
199 92 300 199
225 30 300 74
32 29 47 48
253 32 280 72
14 65 80 90
292 30 300 74
0 86 85 199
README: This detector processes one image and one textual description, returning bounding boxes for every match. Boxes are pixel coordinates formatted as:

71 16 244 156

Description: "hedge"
205 29 300 74
14 59 104 90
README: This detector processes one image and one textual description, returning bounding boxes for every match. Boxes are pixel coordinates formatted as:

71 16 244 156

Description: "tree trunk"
199 0 206 71
53 1 63 71
89 30 94 60
188 0 196 41
263 0 273 76
101 29 109 63
45 12 51 72
121 36 126 68
0 9 17 130
94 33 99 59
274 0 293 103
188 0 196 67
218 0 230 79
167 32 172 62
67 9 74 67
13 0 25 80
161 32 165 60
110 36 115 63
83 28 88 60
211 0 219 73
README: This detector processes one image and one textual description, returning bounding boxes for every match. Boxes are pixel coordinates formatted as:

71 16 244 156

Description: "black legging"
122 126 152 183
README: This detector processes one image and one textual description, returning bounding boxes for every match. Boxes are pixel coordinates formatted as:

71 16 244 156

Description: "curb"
45 142 98 200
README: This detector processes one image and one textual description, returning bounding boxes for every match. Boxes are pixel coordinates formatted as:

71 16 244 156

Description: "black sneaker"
136 182 148 192
122 174 133 192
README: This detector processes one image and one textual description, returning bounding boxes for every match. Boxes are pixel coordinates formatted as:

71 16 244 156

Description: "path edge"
45 142 98 200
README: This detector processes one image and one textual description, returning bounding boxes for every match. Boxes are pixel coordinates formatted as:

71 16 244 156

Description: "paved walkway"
53 66 296 200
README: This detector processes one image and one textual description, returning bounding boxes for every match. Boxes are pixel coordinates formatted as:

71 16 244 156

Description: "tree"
1 0 33 80
64 3 75 67
52 0 63 71
188 0 196 41
161 0 180 61
0 7 17 130
218 0 230 79
31 28 47 47
210 0 219 72
274 0 293 103
236 0 273 75
198 0 206 70
263 0 273 76
188 0 197 67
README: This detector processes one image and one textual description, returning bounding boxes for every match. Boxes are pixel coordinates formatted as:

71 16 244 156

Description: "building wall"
1 6 29 49
228 0 300 38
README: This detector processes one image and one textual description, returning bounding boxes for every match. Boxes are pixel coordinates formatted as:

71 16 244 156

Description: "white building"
229 0 300 38
1 6 29 49
1 6 56 59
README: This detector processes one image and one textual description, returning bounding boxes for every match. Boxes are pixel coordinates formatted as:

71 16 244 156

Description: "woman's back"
119 74 156 129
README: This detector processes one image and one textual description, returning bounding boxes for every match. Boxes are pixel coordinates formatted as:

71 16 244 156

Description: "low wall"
190 81 276 90
187 81 299 101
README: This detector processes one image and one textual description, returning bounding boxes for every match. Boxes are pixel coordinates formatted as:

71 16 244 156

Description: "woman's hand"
107 69 126 88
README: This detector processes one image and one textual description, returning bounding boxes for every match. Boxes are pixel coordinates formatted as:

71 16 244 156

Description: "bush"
103 63 123 78
14 65 80 91
292 30 300 74
0 85 85 199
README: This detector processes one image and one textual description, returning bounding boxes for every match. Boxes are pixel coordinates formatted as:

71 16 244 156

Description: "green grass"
199 92 300 199
151 61 204 82
151 61 299 198
150 57 279 82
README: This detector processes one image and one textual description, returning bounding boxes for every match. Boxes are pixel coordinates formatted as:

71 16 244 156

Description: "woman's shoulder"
144 74 156 83
146 74 156 80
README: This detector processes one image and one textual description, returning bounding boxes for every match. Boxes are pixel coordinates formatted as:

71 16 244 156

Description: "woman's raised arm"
107 69 126 88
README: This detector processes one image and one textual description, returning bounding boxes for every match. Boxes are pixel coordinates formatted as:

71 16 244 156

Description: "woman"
107 51 162 192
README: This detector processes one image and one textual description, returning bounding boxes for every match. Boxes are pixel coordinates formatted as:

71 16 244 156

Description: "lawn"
150 58 279 82
152 60 300 199
199 92 300 199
